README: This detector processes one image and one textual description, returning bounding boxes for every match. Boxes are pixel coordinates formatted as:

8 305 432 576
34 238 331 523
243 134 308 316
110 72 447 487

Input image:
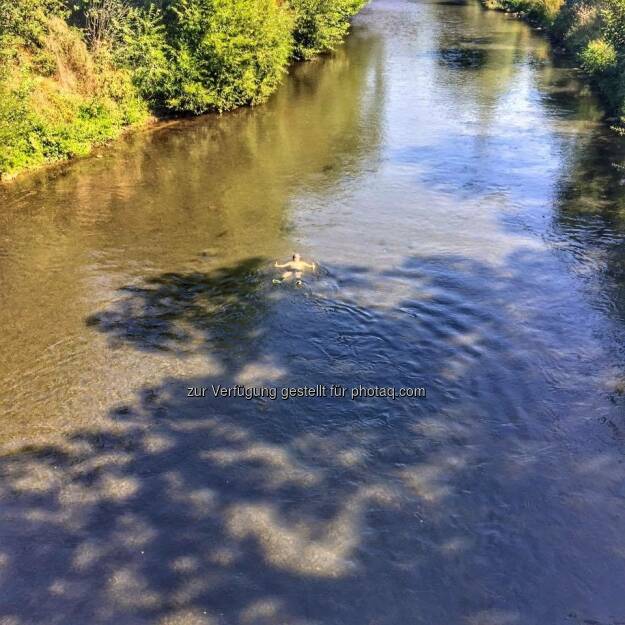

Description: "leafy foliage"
0 0 366 178
580 38 617 74
115 4 172 107
289 0 366 60
161 0 294 112
0 11 147 179
0 72 145 177
601 0 625 48
79 0 134 48
0 0 65 48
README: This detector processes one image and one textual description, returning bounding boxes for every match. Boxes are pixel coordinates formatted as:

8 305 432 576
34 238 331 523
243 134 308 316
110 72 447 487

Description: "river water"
2 1 625 623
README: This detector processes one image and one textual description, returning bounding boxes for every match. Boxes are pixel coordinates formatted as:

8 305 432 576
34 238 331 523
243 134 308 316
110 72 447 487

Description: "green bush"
71 0 146 49
121 0 368 108
118 0 297 113
289 0 365 59
0 0 64 44
0 12 147 179
0 71 147 178
579 38 617 74
601 0 625 48
165 0 294 112
115 5 172 106
557 0 625 116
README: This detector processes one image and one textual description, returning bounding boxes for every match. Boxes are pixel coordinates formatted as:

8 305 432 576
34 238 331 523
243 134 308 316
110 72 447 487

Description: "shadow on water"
2 252 625 625
437 47 488 70
549 127 625 342
85 258 269 359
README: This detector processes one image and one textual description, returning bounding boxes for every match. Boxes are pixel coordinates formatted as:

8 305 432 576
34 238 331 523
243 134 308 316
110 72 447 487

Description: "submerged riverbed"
2 0 625 623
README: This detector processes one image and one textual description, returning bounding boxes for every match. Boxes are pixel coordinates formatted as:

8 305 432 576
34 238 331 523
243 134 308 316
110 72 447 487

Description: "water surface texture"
2 1 625 624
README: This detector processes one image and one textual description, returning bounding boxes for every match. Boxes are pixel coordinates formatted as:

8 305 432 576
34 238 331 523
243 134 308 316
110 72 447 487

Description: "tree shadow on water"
2 254 625 625
85 257 270 361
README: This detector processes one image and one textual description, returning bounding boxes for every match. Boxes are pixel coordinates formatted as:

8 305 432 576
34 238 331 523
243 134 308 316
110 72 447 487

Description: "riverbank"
481 0 625 126
0 0 366 181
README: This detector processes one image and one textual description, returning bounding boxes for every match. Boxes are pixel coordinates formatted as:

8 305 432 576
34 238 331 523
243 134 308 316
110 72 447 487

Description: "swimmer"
273 253 316 286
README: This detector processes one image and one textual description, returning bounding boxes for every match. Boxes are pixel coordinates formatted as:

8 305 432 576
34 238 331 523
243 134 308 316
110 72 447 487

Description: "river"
1 0 625 623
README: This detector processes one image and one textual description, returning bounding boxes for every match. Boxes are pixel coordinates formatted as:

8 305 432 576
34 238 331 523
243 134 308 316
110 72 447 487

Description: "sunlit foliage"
0 0 366 178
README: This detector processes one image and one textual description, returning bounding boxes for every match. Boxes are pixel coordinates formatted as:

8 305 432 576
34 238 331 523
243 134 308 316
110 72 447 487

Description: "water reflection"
549 124 625 338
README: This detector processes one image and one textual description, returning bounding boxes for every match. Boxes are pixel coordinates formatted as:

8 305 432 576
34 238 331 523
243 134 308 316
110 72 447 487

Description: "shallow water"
2 1 625 623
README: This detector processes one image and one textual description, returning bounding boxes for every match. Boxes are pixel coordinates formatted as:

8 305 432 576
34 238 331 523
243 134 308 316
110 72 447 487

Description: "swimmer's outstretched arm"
274 261 290 268
304 262 316 270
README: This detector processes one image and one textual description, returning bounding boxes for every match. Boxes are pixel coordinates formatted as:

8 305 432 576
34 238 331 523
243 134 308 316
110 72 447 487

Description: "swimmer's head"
292 253 301 262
